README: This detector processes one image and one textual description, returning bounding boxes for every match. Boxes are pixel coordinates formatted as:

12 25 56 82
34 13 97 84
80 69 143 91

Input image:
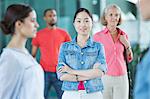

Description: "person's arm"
126 46 133 62
119 35 133 62
56 43 90 81
59 65 103 79
58 44 107 80
57 43 67 80
32 45 38 58
59 73 90 81
58 64 105 82
65 31 71 42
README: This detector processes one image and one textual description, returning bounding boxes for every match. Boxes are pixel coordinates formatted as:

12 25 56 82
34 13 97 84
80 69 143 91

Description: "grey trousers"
102 74 129 99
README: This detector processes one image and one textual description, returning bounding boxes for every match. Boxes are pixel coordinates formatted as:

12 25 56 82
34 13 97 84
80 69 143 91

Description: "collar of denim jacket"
71 36 94 47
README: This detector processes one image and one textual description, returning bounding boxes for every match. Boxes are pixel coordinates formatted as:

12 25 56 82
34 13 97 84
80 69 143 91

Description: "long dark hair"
0 3 33 35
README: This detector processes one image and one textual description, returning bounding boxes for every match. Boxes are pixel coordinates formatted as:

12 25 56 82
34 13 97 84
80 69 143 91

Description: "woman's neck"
107 25 117 34
77 35 89 48
7 34 27 51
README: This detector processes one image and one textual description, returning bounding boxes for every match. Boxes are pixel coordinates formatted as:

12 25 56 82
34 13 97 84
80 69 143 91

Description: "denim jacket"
57 37 107 93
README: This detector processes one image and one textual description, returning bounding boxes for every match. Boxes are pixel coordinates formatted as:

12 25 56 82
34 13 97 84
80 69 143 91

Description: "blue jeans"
44 72 63 99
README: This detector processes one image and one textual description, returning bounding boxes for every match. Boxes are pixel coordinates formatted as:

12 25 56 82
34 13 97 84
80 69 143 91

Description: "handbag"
123 47 133 98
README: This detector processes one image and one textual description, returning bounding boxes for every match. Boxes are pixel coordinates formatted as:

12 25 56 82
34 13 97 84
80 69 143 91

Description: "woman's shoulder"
117 28 127 35
61 41 73 46
0 48 25 72
93 30 107 42
94 30 105 36
0 48 18 61
0 48 34 69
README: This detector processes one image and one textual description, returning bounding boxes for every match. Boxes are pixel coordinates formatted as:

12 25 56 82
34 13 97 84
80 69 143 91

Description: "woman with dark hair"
0 4 44 99
57 8 107 99
94 4 133 99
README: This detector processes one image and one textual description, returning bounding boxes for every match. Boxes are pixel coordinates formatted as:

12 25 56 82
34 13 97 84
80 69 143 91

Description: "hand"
58 65 73 74
119 35 130 48
93 63 104 77
126 48 133 62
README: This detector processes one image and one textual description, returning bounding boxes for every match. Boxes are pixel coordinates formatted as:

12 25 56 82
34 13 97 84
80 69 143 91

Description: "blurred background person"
32 8 71 99
134 0 150 99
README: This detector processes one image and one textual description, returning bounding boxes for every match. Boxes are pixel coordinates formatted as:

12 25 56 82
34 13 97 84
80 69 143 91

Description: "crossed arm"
57 63 104 82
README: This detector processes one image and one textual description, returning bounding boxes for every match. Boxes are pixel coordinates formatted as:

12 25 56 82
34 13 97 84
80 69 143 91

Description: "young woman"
0 4 44 99
94 4 133 99
57 8 107 99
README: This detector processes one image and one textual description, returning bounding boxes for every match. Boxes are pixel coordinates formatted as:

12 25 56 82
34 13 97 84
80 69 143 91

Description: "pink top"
78 81 85 90
94 27 131 76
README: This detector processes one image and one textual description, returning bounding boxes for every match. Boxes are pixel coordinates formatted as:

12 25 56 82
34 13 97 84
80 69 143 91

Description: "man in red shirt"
32 9 71 99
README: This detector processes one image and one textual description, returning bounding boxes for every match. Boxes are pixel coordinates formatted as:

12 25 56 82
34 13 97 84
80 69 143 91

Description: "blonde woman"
94 4 133 99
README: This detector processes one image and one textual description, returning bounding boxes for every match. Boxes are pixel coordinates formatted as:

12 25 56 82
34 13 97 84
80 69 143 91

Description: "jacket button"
81 52 84 55
81 61 84 64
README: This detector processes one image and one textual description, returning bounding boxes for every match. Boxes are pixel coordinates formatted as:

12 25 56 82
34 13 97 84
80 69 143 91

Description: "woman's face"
73 11 93 36
105 7 120 27
19 10 39 38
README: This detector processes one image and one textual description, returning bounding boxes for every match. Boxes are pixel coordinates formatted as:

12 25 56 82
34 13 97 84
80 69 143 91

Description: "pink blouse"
94 27 130 76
